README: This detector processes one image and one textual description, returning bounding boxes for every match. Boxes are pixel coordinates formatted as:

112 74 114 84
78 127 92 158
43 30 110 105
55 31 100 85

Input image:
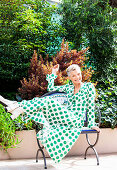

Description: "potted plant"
0 104 39 160
0 104 19 151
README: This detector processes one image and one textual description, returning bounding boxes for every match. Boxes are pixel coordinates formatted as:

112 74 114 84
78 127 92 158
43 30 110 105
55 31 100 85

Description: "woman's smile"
69 70 82 86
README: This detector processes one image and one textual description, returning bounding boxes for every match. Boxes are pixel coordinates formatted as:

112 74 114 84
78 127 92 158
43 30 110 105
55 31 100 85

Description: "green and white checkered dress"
19 74 96 163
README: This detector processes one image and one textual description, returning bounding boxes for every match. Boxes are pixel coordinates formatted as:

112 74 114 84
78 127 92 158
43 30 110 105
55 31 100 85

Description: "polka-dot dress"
19 74 96 163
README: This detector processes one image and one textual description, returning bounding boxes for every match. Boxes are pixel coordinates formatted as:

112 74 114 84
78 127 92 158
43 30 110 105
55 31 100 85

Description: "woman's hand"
52 64 59 75
91 126 101 133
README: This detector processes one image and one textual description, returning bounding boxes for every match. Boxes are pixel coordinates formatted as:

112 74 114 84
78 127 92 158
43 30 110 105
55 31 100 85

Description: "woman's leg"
0 95 17 107
0 95 84 163
0 95 84 127
19 96 84 128
18 96 84 163
28 97 83 163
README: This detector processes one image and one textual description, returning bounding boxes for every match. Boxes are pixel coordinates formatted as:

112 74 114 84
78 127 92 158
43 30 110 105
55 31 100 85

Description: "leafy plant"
0 104 19 150
96 86 117 129
60 0 116 79
13 116 33 131
95 61 117 129
0 103 39 150
0 0 65 93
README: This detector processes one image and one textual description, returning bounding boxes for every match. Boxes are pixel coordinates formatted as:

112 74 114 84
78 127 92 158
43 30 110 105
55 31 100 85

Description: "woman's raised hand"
91 126 101 133
52 64 59 75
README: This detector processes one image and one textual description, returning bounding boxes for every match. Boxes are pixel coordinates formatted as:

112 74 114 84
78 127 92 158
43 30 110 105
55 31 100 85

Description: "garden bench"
35 91 101 169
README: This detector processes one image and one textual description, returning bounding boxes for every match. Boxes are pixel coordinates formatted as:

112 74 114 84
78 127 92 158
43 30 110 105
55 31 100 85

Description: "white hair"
67 64 81 77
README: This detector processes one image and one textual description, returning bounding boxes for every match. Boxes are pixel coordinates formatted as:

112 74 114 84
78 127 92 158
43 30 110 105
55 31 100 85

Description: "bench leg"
36 138 47 169
84 133 99 165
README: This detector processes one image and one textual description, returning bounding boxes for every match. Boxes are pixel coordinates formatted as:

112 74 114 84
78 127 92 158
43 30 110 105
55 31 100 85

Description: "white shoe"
0 95 24 120
0 95 17 107
6 103 20 113
0 95 18 112
10 107 24 120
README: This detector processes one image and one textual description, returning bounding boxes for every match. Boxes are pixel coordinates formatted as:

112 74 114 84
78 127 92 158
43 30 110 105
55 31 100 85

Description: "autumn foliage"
18 40 94 99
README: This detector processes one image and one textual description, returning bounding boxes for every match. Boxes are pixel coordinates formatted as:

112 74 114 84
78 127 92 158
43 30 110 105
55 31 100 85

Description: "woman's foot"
0 95 24 120
0 95 17 112
10 107 24 120
0 95 17 105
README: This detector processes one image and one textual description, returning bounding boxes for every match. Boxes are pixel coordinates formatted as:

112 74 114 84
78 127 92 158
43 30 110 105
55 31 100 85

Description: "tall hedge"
60 0 116 80
0 0 64 92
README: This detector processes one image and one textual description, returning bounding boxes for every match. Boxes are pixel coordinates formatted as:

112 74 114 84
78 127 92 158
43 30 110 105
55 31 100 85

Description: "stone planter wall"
0 149 9 160
0 128 117 160
8 130 39 159
68 128 117 156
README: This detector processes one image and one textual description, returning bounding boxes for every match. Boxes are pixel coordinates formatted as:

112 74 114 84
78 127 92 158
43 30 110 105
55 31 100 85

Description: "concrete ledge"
68 128 117 156
0 128 117 160
0 149 10 160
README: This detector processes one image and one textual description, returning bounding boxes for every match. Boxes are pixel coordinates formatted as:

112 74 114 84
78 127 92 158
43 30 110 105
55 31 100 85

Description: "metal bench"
36 91 101 169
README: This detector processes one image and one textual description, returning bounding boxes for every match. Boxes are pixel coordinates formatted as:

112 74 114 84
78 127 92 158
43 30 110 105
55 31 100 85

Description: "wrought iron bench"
35 91 101 169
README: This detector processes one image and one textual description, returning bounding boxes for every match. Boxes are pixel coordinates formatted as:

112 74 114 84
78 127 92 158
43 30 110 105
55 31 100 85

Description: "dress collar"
68 80 85 95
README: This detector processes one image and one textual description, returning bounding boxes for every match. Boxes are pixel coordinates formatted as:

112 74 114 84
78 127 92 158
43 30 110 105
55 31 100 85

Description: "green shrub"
0 104 38 150
96 87 117 129
0 104 19 150
0 0 65 92
60 0 116 79
96 62 117 129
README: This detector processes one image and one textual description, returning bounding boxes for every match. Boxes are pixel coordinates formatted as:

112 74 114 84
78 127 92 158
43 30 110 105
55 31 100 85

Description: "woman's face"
69 70 82 85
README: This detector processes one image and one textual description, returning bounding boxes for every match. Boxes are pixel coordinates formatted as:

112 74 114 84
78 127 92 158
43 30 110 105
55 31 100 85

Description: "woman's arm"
87 83 96 128
46 64 68 92
86 83 101 133
46 74 67 92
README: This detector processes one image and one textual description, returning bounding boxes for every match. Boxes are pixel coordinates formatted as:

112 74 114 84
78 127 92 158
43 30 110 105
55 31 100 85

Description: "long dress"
18 73 96 163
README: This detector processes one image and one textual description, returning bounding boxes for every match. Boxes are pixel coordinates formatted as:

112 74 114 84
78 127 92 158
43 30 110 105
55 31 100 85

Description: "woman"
0 64 100 163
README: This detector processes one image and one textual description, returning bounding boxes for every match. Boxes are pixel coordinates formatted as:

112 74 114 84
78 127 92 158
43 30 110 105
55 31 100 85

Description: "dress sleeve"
46 74 67 92
87 83 96 128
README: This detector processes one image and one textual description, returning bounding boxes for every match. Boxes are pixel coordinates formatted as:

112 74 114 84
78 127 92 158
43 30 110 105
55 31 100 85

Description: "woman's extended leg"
0 95 84 128
0 95 84 127
0 95 84 163
0 95 24 119
0 95 17 106
18 96 84 128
